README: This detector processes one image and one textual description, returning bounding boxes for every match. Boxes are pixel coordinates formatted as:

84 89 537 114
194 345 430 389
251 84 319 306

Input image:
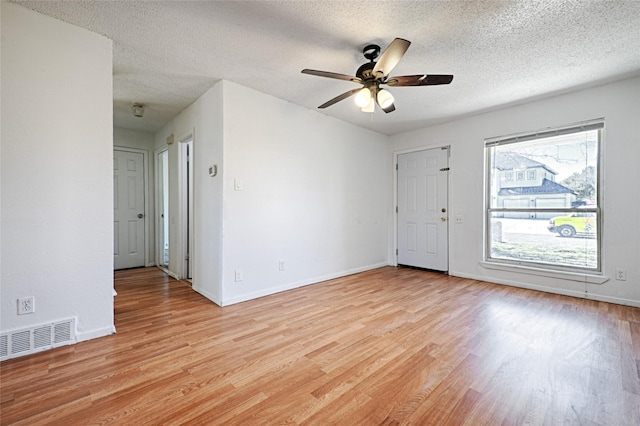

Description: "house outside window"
485 119 603 272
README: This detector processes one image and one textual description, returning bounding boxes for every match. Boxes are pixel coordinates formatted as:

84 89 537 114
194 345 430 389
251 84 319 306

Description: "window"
485 120 603 273
505 171 513 181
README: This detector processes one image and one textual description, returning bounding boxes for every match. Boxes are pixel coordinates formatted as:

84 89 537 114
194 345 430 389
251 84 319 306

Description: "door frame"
113 146 151 268
177 131 195 281
154 146 169 272
392 144 451 269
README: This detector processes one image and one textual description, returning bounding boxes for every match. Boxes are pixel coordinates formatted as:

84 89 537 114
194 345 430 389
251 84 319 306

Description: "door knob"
441 217 447 221
138 214 144 218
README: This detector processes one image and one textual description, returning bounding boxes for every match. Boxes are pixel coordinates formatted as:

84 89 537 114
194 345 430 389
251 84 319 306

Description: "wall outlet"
615 269 627 281
234 269 243 282
278 260 286 271
18 296 35 315
455 215 464 224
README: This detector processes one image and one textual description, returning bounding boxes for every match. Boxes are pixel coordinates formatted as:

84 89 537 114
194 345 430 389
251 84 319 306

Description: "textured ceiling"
13 1 640 136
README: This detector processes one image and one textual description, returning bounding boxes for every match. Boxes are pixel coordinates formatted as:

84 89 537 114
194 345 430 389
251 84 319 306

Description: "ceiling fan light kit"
355 87 372 107
361 97 375 113
302 38 453 114
377 89 394 109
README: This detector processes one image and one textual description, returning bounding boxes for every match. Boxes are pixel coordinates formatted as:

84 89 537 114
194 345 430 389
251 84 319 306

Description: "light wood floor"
1 267 639 425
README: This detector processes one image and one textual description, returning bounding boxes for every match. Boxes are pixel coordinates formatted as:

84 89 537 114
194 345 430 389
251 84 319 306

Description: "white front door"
397 147 449 271
114 149 145 270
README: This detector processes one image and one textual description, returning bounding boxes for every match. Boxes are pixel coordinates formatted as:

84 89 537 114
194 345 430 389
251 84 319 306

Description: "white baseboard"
192 286 221 306
220 262 390 307
165 270 180 281
76 325 116 343
449 270 640 308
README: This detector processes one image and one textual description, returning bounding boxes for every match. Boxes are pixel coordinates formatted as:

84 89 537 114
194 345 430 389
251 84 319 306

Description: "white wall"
155 81 225 302
114 127 156 266
1 3 115 339
392 76 640 306
220 81 391 305
156 80 391 306
114 127 155 151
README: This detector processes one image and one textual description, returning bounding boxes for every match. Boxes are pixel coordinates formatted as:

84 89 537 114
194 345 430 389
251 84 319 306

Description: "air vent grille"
11 331 31 353
0 318 76 361
54 320 73 343
34 326 51 349
0 335 8 358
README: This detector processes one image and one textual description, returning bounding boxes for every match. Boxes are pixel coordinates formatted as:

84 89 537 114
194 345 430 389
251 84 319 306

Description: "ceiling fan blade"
372 38 411 78
302 69 362 84
386 74 454 86
318 88 362 109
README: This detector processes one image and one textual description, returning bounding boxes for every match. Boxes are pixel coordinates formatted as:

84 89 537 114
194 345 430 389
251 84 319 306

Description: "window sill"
480 261 609 284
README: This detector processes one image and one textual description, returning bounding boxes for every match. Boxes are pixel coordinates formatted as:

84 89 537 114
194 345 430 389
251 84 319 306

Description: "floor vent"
0 318 76 361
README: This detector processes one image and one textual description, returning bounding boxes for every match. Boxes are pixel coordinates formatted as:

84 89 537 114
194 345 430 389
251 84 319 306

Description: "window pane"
486 123 601 272
488 130 599 209
488 213 598 269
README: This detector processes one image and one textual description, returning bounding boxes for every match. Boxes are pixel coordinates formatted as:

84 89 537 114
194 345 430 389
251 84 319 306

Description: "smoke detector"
132 103 145 117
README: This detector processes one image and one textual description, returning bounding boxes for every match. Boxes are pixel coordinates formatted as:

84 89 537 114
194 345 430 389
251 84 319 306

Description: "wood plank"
1 266 639 425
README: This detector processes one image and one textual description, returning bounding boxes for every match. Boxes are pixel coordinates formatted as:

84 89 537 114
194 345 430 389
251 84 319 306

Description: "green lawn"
492 242 597 269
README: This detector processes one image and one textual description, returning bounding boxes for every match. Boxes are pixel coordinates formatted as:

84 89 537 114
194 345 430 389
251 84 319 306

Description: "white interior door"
114 149 145 270
397 147 449 271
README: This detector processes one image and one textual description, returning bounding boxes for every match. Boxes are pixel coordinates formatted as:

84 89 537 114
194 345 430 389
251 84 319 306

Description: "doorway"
396 147 449 271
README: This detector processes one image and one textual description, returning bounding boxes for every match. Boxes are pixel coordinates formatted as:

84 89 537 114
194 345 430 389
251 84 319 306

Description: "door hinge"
396 206 398 213
396 249 398 255
439 167 450 172
395 163 398 170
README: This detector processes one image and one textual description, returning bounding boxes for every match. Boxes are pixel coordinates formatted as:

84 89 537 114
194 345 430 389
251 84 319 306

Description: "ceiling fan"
302 38 453 113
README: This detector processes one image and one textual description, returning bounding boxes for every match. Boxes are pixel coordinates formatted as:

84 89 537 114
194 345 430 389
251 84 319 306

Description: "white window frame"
484 119 604 274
